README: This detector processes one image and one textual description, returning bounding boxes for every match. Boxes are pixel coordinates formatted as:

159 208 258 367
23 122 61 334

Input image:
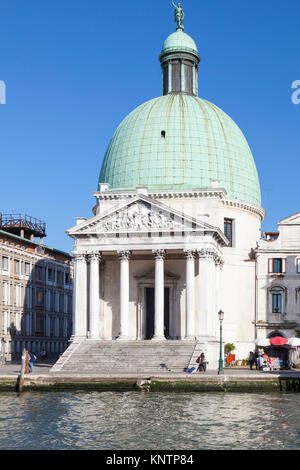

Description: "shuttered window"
268 258 287 274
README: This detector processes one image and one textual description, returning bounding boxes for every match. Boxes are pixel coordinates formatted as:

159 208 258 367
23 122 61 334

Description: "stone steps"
51 339 197 373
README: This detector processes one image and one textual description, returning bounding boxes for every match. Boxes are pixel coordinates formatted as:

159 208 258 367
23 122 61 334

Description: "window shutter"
282 259 287 273
268 259 273 273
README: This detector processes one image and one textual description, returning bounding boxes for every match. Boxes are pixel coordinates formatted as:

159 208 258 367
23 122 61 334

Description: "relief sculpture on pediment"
99 204 175 232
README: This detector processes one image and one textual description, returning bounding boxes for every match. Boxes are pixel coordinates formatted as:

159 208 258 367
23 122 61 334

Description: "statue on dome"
171 1 184 31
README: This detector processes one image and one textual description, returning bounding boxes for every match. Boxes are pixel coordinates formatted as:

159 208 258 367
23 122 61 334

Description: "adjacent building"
255 212 300 339
0 213 73 361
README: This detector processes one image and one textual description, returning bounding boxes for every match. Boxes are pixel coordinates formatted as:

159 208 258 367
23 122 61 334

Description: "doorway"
145 287 170 339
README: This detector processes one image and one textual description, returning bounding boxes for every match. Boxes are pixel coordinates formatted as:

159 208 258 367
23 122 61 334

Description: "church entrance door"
145 287 170 339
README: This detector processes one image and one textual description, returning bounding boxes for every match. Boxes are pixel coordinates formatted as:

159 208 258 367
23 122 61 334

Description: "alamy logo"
291 80 300 105
0 81 6 104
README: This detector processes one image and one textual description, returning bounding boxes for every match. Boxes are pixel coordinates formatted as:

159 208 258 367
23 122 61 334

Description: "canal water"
0 391 299 450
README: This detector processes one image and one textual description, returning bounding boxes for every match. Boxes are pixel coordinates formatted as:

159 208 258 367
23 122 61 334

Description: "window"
184 62 193 93
48 268 53 281
15 260 21 275
57 271 62 285
59 293 64 312
14 284 22 307
163 65 169 95
274 259 282 273
272 293 282 313
2 282 10 305
35 266 44 281
50 292 55 311
35 314 45 334
2 256 8 271
67 295 72 314
268 258 287 274
171 62 181 91
224 218 234 247
297 259 300 273
36 288 44 307
25 262 31 275
65 272 70 285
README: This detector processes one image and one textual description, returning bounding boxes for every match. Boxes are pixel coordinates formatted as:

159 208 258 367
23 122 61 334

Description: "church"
52 5 300 373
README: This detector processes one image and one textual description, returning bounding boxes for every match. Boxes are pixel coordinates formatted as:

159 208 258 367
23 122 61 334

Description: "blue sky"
0 0 299 252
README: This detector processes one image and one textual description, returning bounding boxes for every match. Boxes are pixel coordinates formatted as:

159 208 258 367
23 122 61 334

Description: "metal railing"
0 213 46 237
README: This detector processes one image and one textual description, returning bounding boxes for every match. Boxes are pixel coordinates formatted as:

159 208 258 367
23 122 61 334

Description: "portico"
69 194 226 342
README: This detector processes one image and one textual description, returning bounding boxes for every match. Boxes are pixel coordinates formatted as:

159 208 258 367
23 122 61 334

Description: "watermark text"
292 80 300 104
0 81 6 104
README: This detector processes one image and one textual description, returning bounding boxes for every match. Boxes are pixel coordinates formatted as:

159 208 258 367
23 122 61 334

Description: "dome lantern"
159 3 200 96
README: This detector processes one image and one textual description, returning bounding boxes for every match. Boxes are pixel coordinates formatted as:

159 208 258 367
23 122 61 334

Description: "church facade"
65 8 299 369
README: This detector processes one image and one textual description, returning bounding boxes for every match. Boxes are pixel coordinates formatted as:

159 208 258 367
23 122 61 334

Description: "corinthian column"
73 253 88 338
88 252 101 339
184 249 195 339
197 249 215 337
117 250 131 340
152 249 166 341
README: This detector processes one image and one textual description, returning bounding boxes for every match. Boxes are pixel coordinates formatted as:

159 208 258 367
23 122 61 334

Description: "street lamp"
218 310 224 375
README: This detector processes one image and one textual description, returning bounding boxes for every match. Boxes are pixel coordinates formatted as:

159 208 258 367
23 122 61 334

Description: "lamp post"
218 310 224 375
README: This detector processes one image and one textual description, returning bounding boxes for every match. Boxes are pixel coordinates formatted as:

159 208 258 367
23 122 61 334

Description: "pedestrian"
25 350 30 374
257 355 264 370
197 352 206 372
28 351 37 373
249 351 255 370
41 349 47 361
254 350 258 369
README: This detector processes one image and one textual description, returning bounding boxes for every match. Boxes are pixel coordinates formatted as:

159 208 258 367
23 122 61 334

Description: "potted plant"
225 343 236 355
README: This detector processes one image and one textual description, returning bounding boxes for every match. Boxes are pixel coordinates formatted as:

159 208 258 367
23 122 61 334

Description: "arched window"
268 285 287 314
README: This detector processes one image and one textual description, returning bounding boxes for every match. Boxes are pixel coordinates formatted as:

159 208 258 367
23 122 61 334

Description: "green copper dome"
98 94 261 206
161 30 199 57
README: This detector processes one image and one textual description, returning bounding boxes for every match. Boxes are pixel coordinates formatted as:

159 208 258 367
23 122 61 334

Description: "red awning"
269 336 288 346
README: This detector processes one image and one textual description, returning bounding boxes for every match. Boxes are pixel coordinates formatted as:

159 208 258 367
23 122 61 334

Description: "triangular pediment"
279 212 300 226
68 194 227 244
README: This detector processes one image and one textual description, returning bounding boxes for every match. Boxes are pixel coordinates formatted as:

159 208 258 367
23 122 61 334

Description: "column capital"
87 252 102 262
152 249 166 260
214 255 224 269
117 250 131 261
196 248 216 260
73 252 87 262
183 249 196 260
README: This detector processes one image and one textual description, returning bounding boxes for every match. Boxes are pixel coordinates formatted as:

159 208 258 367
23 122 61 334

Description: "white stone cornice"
93 188 265 221
94 188 227 201
221 198 265 221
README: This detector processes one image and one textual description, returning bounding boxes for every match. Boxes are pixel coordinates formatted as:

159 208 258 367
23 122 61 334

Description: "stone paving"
0 361 299 378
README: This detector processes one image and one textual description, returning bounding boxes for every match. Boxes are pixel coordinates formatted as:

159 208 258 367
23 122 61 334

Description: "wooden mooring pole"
16 348 26 393
280 377 300 392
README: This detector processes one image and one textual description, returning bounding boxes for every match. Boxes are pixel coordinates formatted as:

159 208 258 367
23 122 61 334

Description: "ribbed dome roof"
99 94 261 206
